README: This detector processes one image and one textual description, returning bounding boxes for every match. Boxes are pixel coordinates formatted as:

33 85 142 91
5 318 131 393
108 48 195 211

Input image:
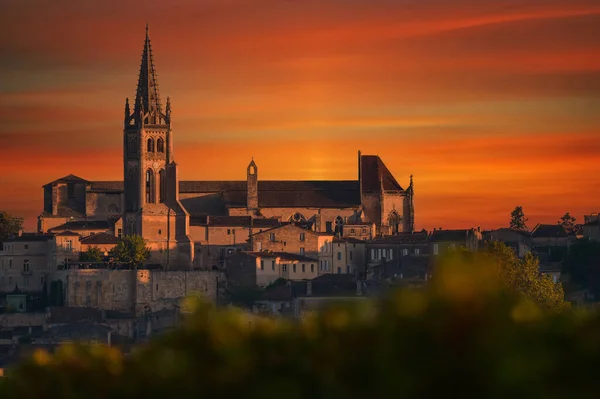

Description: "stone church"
38 27 415 268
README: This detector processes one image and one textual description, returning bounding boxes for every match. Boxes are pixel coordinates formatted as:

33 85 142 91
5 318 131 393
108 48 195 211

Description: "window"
337 267 341 274
146 169 155 204
299 247 305 255
65 240 72 251
349 251 353 261
334 216 344 235
159 169 166 203
23 276 29 287
337 252 342 260
282 264 287 272
350 228 355 233
24 244 28 250
260 260 264 270
156 284 159 291
67 183 75 199
269 233 275 242
272 260 275 271
147 138 155 152
302 264 306 272
389 249 393 260
362 228 367 234
433 244 439 255
371 249 375 260
23 260 29 272
293 264 296 273
299 233 305 241
158 229 162 235
346 265 350 274
157 137 165 152
325 260 329 270
378 249 383 259
311 264 314 273
403 248 408 256
117 229 122 239
9 258 13 268
414 248 420 255
227 229 231 235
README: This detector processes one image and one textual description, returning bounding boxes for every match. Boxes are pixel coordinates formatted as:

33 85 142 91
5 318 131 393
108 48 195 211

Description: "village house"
332 238 366 276
583 214 600 242
429 228 481 256
250 224 334 274
484 228 532 258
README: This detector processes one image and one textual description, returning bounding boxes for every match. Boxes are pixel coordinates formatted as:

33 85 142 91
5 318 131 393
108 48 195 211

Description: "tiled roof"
270 252 318 262
334 237 365 244
488 228 531 237
80 232 119 245
531 224 568 238
88 181 123 193
361 155 403 192
44 174 89 186
244 251 279 258
189 216 281 228
259 283 294 301
4 234 54 243
429 229 472 242
55 230 81 237
49 220 111 232
370 232 430 244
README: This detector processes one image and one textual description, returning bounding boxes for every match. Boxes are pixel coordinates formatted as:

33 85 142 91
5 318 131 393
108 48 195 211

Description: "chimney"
356 280 362 296
306 281 312 296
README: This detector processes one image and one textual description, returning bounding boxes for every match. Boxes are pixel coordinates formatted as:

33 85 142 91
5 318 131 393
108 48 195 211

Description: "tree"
510 206 528 230
482 240 569 311
559 212 576 233
0 211 23 243
79 246 104 262
110 235 150 268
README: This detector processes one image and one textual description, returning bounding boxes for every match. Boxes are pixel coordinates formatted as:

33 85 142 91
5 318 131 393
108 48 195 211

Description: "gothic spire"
134 24 163 124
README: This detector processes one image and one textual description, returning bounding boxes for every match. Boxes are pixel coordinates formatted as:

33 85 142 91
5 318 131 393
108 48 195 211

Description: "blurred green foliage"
0 245 586 398
110 235 150 267
79 246 104 262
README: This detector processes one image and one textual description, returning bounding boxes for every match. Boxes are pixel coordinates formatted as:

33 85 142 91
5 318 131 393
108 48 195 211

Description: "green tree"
79 246 104 262
110 235 150 268
0 211 23 243
559 212 576 233
482 240 569 311
510 206 528 230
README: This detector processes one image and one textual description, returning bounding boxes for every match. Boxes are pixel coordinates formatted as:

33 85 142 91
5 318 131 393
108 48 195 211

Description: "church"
38 27 415 268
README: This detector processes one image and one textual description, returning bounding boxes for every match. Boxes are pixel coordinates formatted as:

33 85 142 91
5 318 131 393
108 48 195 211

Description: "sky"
1 0 599 231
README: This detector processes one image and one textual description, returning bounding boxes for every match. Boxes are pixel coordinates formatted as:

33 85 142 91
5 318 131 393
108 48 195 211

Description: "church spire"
134 24 163 125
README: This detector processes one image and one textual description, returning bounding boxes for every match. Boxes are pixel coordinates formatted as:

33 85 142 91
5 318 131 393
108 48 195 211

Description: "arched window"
146 169 155 204
157 138 165 153
159 169 166 203
334 216 344 235
288 212 306 223
388 210 402 234
147 138 155 153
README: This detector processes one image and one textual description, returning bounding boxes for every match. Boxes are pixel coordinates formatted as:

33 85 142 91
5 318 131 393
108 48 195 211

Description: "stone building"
48 269 218 316
583 214 600 242
250 224 334 274
332 238 366 276
429 228 481 256
37 26 416 269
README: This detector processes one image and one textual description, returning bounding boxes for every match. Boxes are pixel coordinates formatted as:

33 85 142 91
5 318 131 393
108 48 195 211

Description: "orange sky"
1 0 599 231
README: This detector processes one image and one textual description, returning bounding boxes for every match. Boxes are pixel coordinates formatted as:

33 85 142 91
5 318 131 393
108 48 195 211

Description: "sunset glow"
1 0 599 230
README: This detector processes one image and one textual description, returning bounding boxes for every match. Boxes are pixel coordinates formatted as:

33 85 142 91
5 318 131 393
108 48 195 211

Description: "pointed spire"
124 97 130 122
134 24 162 125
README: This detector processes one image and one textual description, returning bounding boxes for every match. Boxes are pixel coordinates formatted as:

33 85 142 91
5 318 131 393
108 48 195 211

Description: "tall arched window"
147 138 155 153
334 216 344 235
388 210 402 234
159 169 166 203
157 138 165 153
146 169 155 204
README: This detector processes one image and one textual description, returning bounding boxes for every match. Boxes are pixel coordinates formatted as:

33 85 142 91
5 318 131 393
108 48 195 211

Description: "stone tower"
246 158 258 212
122 25 193 268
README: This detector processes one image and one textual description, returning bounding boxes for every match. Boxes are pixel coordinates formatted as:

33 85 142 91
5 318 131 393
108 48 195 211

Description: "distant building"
484 228 532 258
429 228 481 256
37 27 416 269
583 214 600 242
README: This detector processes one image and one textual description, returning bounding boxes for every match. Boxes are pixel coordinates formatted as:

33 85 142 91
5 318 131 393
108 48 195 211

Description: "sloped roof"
370 232 430 244
54 230 81 237
88 181 123 193
531 224 568 238
49 220 111 232
44 174 89 186
4 234 54 243
80 232 119 245
361 155 403 192
429 229 472 242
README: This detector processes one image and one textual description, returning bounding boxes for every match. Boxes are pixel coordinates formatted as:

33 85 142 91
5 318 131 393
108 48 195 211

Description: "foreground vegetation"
0 248 595 398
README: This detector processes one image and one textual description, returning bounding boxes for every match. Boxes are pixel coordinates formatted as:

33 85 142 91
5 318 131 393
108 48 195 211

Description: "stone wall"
51 269 219 315
0 313 46 328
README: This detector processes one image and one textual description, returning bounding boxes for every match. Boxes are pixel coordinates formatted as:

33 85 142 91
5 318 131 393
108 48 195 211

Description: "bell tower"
122 25 192 268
